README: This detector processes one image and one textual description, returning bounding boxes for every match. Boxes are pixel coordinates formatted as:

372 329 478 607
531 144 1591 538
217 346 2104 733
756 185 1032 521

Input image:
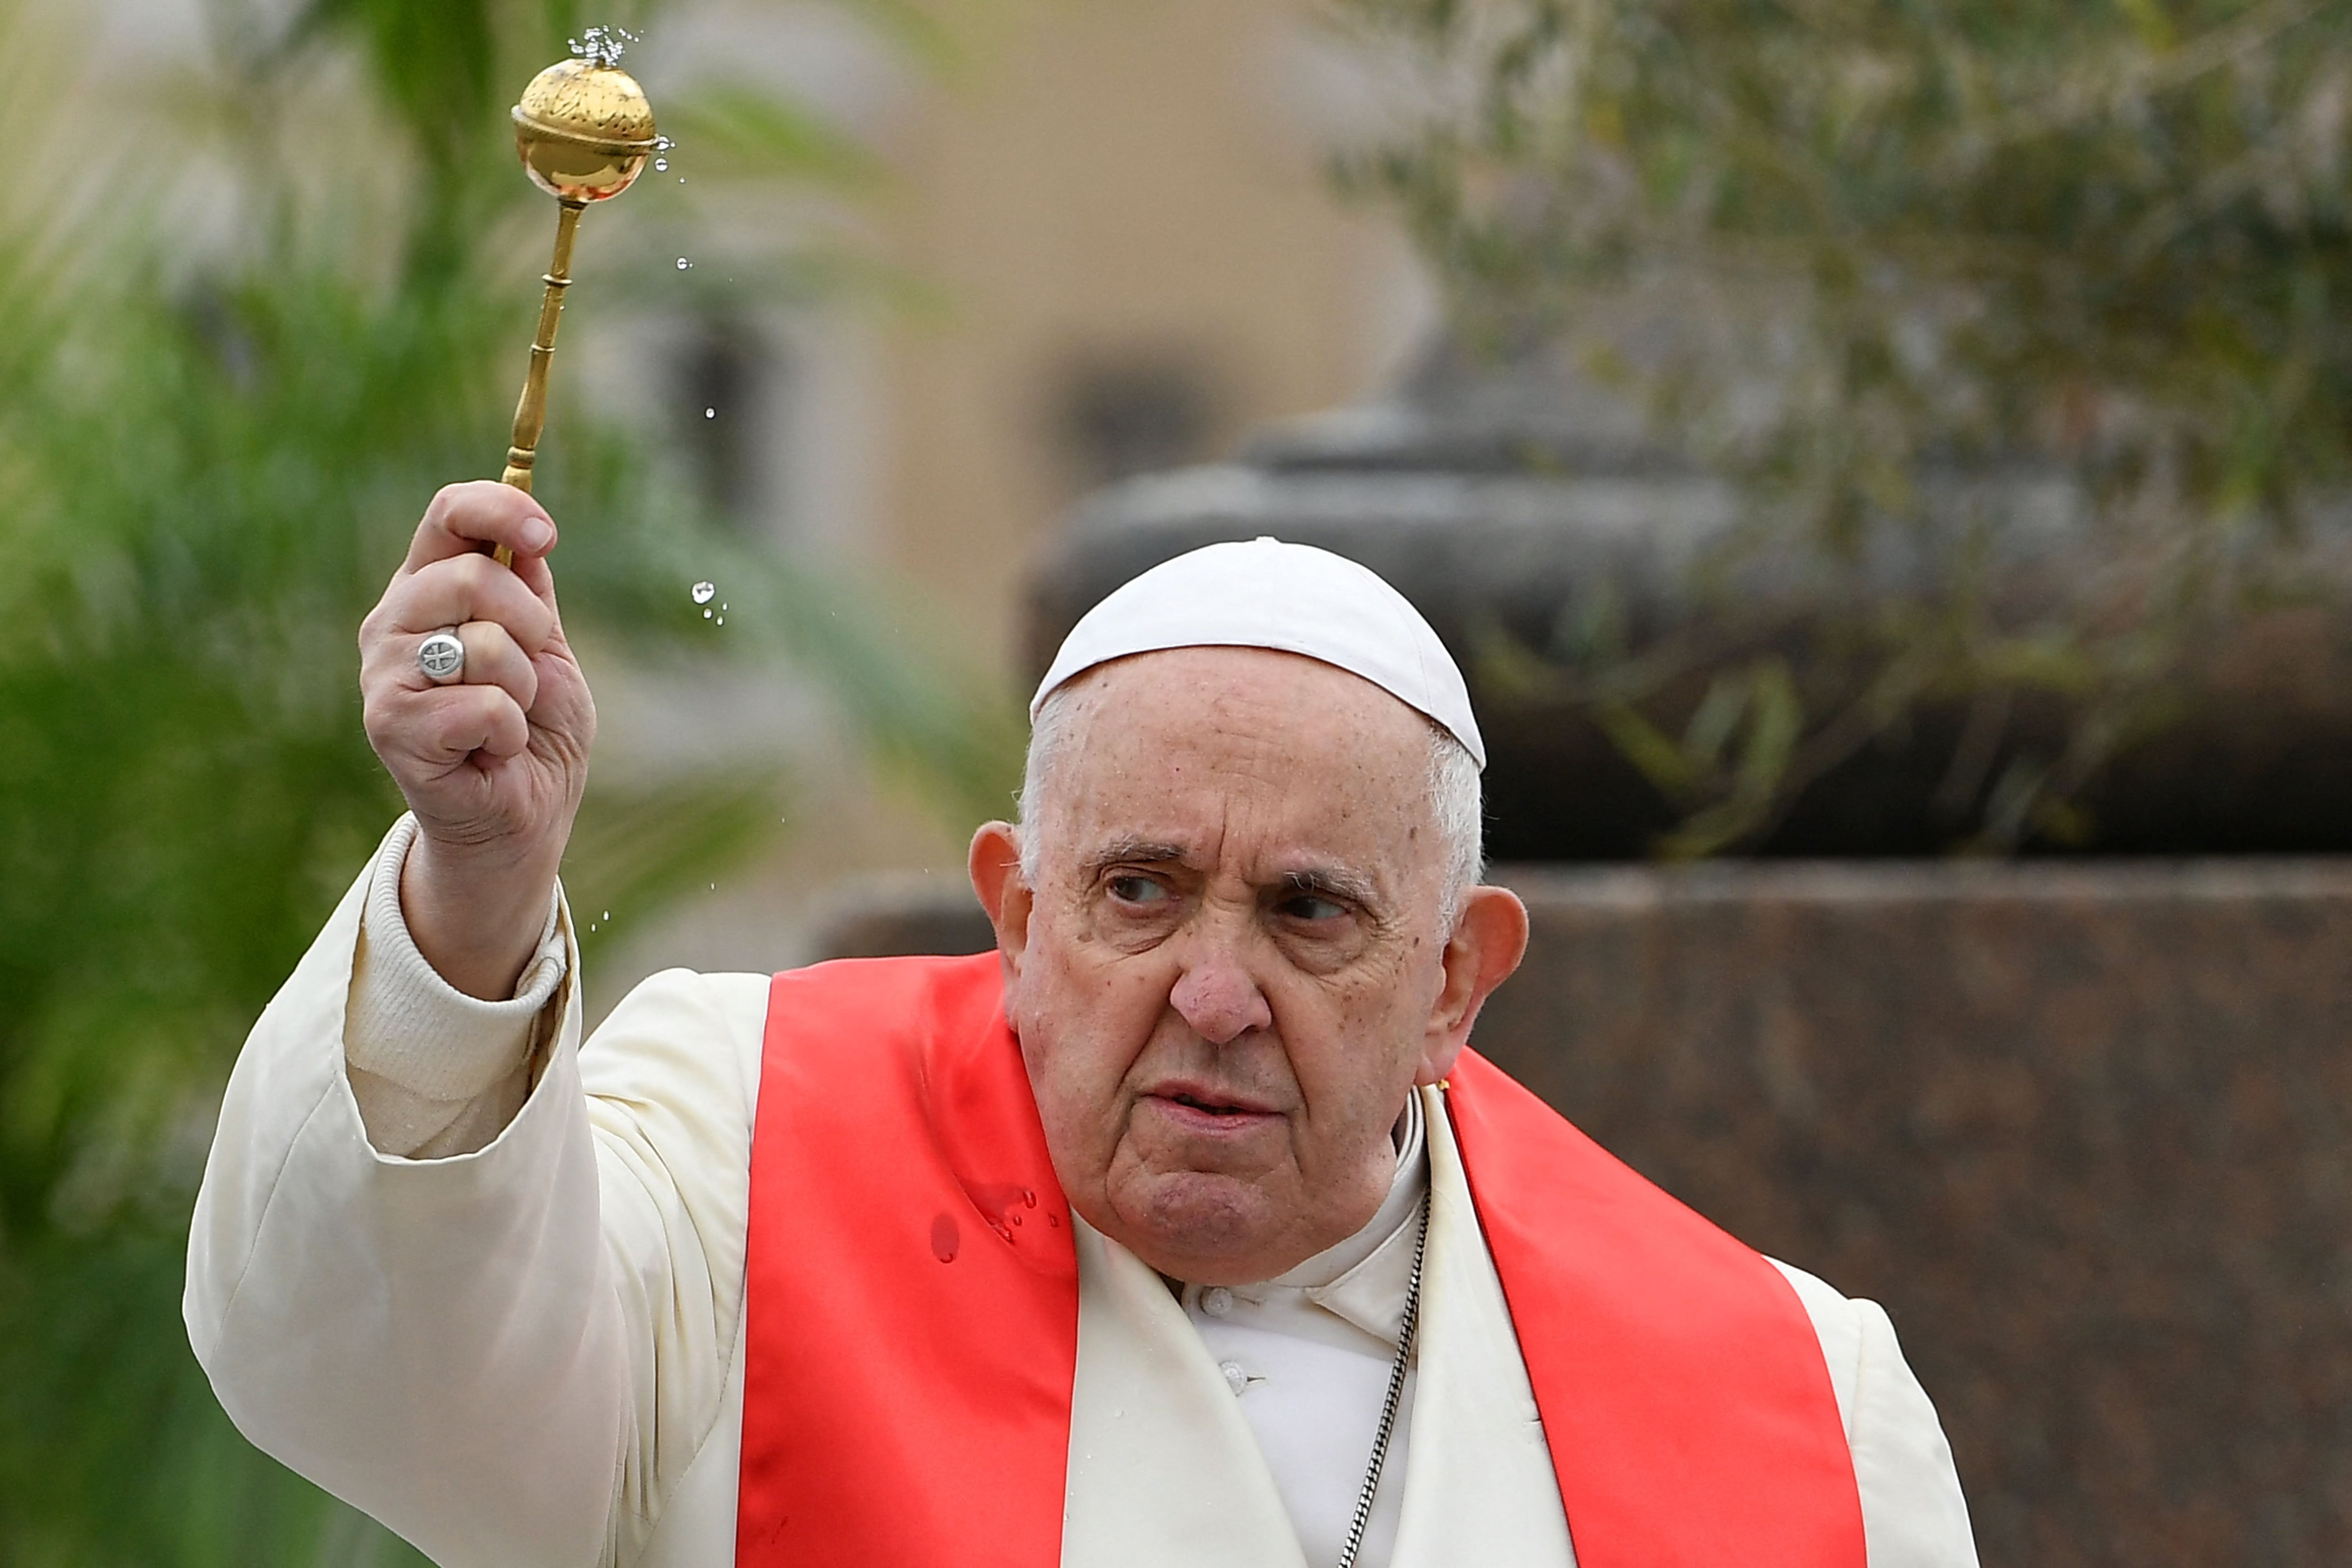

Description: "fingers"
368 617 542 749
359 481 593 831
413 682 534 763
373 551 556 653
451 621 540 713
404 481 557 574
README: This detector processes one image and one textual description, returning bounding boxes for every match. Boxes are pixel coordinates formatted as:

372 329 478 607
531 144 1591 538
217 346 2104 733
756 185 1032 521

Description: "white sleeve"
183 825 771 1568
1770 1259 1980 1568
345 813 569 1157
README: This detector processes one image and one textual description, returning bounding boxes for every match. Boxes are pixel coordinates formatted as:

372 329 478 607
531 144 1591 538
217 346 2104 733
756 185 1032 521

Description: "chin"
1113 1168 1284 1278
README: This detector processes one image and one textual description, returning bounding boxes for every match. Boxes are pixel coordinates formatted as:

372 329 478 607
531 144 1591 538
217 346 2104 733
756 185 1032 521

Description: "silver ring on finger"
417 628 466 685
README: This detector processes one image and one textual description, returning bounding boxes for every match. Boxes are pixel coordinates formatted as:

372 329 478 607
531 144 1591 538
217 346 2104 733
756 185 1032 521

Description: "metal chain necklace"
1335 1186 1432 1568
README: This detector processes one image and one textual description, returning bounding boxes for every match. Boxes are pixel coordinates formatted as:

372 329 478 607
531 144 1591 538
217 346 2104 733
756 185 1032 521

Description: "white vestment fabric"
187 819 1979 1568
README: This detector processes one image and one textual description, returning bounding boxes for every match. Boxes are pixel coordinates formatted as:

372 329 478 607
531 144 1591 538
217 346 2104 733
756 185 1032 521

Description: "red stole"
737 954 1864 1567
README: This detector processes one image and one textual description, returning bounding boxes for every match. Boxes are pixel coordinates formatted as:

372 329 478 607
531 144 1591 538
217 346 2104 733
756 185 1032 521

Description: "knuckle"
361 590 406 640
421 554 489 610
421 696 488 750
495 585 549 640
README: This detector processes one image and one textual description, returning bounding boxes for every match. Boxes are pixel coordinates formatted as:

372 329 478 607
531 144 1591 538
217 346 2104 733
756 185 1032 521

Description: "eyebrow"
1083 839 1192 879
1278 867 1382 910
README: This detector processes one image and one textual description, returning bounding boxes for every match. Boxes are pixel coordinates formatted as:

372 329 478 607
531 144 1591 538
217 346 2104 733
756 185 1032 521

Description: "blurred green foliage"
1335 0 2352 852
0 0 1016 1561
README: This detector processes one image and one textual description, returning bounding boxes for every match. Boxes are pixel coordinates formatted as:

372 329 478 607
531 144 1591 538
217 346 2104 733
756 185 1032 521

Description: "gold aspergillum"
493 58 660 566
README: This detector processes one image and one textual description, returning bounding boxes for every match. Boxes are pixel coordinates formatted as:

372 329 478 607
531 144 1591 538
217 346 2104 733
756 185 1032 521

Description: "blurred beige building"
646 0 1430 661
866 0 1426 658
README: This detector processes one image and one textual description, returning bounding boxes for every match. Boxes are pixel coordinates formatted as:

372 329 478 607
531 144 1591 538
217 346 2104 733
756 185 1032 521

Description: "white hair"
1017 678 1485 928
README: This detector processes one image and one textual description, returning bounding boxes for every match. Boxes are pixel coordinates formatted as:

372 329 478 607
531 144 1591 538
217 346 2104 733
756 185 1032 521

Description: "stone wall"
1482 859 2352 1567
812 858 2352 1566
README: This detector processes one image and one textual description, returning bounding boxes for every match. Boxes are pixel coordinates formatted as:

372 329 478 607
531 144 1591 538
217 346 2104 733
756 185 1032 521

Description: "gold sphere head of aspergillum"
511 58 659 204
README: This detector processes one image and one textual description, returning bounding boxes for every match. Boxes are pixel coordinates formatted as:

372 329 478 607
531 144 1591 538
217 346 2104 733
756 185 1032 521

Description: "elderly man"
187 483 1977 1568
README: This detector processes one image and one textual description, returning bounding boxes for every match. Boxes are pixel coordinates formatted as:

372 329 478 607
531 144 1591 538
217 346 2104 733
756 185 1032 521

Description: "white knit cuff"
345 815 570 1104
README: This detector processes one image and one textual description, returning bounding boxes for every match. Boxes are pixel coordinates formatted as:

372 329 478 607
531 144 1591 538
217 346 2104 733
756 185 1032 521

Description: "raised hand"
358 481 596 998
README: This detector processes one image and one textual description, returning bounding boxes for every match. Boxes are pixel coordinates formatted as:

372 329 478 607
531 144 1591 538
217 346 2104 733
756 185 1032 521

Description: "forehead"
1036 646 1438 871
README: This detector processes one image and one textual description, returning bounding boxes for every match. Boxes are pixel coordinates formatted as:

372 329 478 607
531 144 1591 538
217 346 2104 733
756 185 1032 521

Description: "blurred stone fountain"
1034 337 2352 861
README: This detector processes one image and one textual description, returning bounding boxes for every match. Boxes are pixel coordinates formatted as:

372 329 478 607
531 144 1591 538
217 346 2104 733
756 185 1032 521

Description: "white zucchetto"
1031 536 1485 770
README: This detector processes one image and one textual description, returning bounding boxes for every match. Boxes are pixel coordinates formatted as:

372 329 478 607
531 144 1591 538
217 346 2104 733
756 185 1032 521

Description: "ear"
968 821 1033 982
1415 885 1530 1085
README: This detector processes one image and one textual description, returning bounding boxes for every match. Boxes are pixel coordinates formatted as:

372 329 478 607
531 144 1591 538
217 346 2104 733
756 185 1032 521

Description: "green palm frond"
0 1 999 1560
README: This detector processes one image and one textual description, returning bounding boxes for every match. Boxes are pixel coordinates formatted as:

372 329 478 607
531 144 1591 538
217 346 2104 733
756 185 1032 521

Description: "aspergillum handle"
494 198 586 568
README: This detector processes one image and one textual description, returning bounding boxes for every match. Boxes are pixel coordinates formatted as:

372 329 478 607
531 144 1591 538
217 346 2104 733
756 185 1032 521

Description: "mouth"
1143 1084 1282 1132
1170 1091 1260 1116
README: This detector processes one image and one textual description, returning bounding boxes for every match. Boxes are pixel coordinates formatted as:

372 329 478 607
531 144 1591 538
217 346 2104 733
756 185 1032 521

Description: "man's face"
973 646 1489 1284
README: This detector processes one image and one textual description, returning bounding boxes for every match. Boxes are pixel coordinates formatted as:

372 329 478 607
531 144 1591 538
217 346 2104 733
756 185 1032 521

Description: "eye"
1107 873 1171 906
1276 892 1350 923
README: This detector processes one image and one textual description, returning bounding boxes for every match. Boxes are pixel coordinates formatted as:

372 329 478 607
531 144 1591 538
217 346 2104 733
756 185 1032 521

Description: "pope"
185 482 1979 1568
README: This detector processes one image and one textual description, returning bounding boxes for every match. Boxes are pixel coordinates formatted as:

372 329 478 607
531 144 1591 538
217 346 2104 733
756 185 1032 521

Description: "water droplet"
1045 1212 1060 1229
715 615 724 625
676 257 692 271
569 25 637 67
704 407 715 419
653 157 668 172
931 1214 961 1263
602 910 611 921
654 135 675 152
691 581 716 604
703 607 713 619
1022 1189 1038 1208
1009 1211 1023 1227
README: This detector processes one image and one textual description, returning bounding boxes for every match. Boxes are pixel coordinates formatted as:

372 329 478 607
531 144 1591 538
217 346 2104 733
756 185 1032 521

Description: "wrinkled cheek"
1016 947 1178 1178
1017 1035 1125 1196
1313 990 1423 1095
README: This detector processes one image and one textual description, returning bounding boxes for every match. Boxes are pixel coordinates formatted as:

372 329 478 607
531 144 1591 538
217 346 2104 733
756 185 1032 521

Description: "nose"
1169 949 1274 1045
